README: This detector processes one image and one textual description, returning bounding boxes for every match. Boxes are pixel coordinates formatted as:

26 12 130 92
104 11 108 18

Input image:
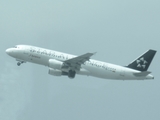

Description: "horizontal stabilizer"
133 71 151 76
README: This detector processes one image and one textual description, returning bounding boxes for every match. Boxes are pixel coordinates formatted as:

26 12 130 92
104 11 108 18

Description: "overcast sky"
0 0 160 120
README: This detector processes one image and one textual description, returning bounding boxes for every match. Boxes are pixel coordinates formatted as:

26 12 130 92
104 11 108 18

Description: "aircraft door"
23 46 32 61
23 46 30 55
120 68 125 77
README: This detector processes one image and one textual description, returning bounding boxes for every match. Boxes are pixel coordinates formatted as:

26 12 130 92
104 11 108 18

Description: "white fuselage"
6 45 154 80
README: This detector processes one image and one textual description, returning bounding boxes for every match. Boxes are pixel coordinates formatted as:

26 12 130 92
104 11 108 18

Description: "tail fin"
126 49 156 71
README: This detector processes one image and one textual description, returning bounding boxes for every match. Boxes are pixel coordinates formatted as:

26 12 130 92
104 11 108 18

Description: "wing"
64 52 95 71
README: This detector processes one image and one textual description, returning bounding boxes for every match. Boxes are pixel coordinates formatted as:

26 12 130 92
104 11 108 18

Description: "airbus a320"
6 45 156 80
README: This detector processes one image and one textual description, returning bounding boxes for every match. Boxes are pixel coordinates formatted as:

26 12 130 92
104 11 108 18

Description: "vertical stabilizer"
126 49 156 71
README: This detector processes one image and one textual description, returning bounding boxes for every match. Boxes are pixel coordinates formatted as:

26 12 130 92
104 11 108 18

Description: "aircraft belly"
31 56 48 66
83 65 120 80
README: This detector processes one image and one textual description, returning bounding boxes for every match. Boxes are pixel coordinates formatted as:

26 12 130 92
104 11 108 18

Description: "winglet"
93 52 97 55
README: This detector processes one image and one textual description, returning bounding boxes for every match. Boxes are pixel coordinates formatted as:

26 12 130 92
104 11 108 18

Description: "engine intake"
48 59 63 70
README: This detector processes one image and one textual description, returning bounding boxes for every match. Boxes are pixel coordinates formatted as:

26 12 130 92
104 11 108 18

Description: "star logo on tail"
136 57 148 69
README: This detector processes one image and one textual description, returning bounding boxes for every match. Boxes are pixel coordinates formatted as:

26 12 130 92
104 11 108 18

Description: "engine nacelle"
48 68 62 76
48 59 63 70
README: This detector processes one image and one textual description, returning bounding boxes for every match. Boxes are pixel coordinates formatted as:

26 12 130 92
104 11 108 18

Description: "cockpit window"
14 46 19 48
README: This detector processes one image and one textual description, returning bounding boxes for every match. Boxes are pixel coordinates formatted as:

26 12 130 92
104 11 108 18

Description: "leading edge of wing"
63 52 96 71
64 52 96 64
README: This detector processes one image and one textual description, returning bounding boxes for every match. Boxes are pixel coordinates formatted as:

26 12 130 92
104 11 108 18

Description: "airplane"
6 45 156 80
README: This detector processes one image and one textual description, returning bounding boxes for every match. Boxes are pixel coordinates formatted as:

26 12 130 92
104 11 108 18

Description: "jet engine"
48 59 63 70
48 68 62 76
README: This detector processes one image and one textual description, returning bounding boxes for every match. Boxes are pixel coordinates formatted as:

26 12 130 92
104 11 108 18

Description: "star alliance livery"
6 45 156 80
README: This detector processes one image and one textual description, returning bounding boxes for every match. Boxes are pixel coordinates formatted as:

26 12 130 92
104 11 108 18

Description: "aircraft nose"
6 48 12 55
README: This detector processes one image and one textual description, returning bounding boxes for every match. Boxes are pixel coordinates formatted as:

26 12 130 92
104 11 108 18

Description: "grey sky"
0 0 160 120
